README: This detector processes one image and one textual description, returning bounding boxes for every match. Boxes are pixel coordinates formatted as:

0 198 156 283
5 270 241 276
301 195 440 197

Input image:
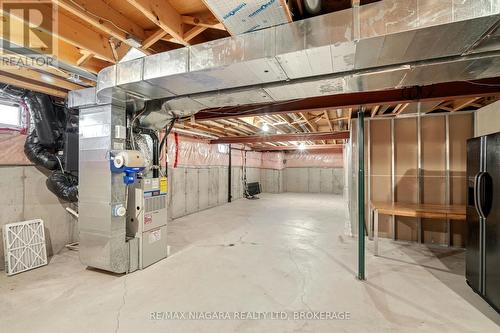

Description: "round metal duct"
303 0 322 15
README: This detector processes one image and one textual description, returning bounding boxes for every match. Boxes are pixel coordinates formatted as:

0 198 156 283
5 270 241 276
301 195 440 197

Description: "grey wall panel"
185 168 199 214
261 169 269 192
168 164 344 221
285 168 299 192
320 168 334 193
308 168 321 193
0 166 76 271
246 167 261 183
278 169 284 193
297 168 310 192
284 167 344 194
332 169 344 195
198 168 209 211
218 167 228 205
232 167 242 199
208 168 219 208
266 169 277 193
171 167 186 218
259 169 267 192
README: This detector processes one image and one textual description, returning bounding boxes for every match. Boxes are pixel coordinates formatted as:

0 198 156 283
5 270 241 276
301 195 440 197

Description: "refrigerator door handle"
476 172 490 220
474 172 485 219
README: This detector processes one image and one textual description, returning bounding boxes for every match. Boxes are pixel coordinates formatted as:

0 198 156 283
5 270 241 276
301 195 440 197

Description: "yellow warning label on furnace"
160 177 168 194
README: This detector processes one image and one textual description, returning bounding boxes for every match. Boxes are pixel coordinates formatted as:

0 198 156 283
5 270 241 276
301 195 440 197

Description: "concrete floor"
1 193 499 332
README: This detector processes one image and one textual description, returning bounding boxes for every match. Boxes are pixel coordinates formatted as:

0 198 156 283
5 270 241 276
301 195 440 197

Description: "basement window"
0 103 22 130
218 144 229 154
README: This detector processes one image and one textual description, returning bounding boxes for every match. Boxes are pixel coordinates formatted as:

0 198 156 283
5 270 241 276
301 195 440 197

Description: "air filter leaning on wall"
3 219 48 276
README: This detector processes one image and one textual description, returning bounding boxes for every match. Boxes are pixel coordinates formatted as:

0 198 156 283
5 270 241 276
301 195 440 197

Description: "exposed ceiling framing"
0 0 386 98
174 78 498 150
1 0 499 152
0 0 234 97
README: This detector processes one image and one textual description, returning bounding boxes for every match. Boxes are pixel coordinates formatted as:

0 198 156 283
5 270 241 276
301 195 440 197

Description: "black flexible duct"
23 92 79 202
46 171 78 203
24 132 59 170
23 92 59 147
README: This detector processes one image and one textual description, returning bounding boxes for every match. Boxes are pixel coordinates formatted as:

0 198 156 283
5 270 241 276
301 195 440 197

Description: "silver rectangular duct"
70 0 500 113
79 102 129 273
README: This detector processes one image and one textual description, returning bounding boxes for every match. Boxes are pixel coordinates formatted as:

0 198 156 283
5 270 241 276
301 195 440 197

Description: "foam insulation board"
205 0 291 35
209 168 219 208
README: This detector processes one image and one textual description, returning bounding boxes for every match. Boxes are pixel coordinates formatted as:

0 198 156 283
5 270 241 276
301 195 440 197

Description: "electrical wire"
68 0 131 36
55 155 65 173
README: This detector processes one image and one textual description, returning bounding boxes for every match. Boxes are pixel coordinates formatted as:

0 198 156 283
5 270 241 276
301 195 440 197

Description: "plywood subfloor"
1 193 498 332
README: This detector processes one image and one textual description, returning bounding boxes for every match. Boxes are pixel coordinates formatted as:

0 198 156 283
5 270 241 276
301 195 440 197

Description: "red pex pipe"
174 132 179 168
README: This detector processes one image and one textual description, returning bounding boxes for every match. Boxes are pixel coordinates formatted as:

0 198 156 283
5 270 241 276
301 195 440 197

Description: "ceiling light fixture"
262 123 270 132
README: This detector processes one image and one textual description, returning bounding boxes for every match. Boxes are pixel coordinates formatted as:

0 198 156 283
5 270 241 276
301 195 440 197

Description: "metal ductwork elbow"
303 0 322 16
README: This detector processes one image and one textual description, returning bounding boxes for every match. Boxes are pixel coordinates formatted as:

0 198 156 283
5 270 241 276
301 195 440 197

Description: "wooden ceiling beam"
0 52 95 86
0 72 68 98
141 29 168 50
54 0 146 45
452 97 482 111
324 110 334 132
180 122 226 137
395 103 410 115
211 131 350 144
76 50 94 67
209 120 252 136
370 105 380 117
0 63 83 91
299 112 317 132
0 16 104 73
181 15 226 31
126 0 188 46
184 26 208 42
253 144 343 152
5 6 119 63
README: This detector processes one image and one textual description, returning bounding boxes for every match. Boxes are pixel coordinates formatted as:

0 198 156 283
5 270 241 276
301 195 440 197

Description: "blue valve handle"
110 160 145 185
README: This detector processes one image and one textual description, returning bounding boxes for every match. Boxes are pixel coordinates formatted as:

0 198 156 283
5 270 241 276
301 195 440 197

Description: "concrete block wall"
0 166 78 270
284 168 344 194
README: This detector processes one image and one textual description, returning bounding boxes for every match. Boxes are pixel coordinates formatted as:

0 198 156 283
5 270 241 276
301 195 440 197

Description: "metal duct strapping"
69 0 500 116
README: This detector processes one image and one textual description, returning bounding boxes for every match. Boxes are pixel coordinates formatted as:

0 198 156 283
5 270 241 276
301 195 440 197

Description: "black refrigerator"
466 131 500 313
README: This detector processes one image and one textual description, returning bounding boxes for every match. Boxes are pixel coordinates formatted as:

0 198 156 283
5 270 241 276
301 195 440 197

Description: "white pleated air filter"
205 0 291 35
3 219 48 276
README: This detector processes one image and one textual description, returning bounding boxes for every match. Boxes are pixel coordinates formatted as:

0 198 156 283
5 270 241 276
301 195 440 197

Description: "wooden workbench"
370 202 466 255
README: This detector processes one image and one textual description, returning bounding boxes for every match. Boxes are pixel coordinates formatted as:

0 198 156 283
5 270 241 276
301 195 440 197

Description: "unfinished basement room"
2 0 500 332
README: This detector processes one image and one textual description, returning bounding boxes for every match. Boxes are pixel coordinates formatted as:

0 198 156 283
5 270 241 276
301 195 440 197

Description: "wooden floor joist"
210 131 350 144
